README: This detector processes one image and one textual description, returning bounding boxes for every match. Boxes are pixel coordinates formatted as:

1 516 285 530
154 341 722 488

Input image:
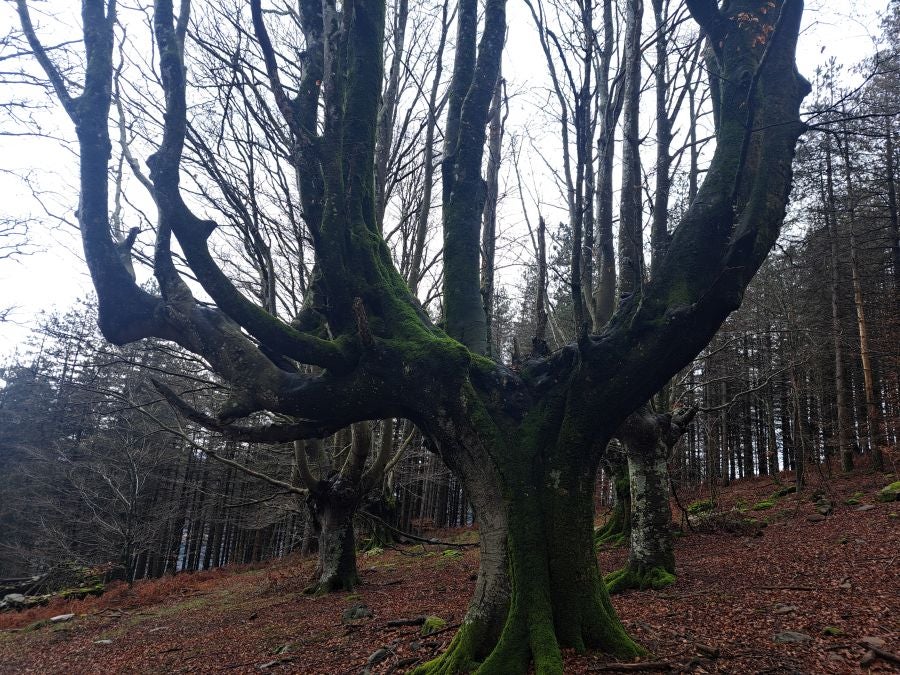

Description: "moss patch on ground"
421 615 447 636
877 481 900 502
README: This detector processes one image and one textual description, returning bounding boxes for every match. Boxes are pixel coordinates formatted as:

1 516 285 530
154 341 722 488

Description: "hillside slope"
1 470 898 673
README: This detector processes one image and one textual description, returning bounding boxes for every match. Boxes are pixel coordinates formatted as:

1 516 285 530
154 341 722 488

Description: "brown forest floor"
0 469 898 674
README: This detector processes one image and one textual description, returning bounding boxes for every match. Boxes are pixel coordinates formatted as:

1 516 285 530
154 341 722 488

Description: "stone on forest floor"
807 514 826 522
855 504 876 512
341 603 373 622
49 613 74 623
773 604 798 614
421 615 447 636
859 636 886 649
94 639 113 645
876 481 900 502
366 648 391 665
771 485 797 499
2 593 26 607
860 650 879 667
773 631 812 644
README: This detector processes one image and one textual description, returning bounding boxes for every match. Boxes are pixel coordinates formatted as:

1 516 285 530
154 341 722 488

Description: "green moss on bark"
412 621 483 674
604 566 676 595
594 502 628 547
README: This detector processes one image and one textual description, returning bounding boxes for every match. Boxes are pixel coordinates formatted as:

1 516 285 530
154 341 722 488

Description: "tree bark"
309 492 360 593
606 406 694 594
617 0 644 298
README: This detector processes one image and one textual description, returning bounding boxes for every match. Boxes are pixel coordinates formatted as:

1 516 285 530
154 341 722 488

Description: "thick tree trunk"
414 399 641 675
309 499 359 593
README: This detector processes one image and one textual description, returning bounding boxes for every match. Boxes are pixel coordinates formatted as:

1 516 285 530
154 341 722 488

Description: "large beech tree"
18 0 809 671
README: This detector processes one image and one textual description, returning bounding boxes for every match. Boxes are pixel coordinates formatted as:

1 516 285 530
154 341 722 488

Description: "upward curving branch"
19 0 169 345
150 0 352 372
588 0 810 426
441 0 507 354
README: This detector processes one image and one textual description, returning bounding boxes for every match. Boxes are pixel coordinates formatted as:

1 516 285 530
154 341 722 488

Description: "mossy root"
604 566 675 595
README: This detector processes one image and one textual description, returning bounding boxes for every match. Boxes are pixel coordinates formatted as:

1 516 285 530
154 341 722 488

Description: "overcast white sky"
0 0 887 361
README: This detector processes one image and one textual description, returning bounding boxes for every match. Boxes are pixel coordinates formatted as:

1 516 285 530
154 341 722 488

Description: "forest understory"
1 469 897 675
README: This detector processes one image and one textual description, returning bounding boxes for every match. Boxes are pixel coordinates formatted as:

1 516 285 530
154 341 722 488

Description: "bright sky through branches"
0 0 886 358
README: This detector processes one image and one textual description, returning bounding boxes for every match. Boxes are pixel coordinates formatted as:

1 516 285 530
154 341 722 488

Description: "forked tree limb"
152 379 348 441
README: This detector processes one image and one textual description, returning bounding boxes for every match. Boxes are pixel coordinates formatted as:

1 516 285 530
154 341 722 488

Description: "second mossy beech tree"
19 0 809 671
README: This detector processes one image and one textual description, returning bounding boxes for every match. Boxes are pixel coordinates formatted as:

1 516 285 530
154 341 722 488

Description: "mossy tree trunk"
415 382 642 674
295 423 395 594
595 448 630 546
605 406 695 594
23 0 808 672
309 486 360 593
624 442 673 579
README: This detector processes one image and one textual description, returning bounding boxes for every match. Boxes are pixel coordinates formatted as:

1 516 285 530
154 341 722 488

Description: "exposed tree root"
594 507 629 548
411 622 482 674
604 566 675 595
302 572 358 596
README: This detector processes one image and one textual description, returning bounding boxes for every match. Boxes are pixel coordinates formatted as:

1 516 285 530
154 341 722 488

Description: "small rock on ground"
773 604 798 614
774 631 813 644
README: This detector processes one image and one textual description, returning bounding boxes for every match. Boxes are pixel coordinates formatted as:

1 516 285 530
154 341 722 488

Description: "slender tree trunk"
839 132 884 470
374 0 409 231
885 119 900 297
617 0 644 298
823 142 853 471
592 0 620 328
595 449 630 546
408 0 449 294
650 0 672 277
481 75 503 356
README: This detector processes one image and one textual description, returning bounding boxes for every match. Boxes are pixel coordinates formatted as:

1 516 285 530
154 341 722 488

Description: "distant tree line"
0 303 475 583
